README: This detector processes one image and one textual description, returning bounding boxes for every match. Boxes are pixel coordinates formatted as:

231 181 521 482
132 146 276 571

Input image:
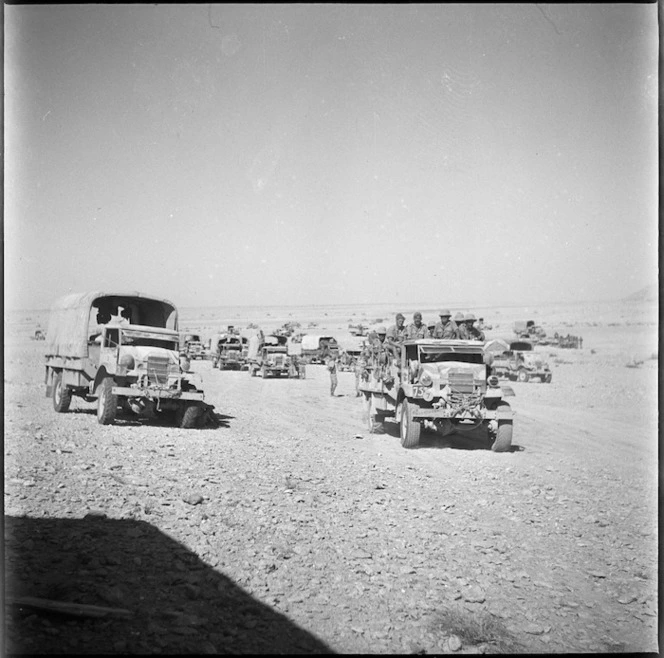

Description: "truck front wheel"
96 378 117 425
52 372 71 413
400 400 421 449
517 368 530 383
491 403 513 452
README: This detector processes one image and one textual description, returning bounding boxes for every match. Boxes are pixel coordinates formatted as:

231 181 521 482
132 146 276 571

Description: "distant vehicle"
33 327 45 340
180 332 205 360
337 336 366 371
212 333 247 370
246 334 304 378
296 334 339 364
491 340 552 383
44 291 210 427
348 323 369 337
513 320 547 344
359 338 514 451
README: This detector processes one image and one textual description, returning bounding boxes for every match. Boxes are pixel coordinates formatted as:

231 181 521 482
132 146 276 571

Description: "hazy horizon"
5 4 658 312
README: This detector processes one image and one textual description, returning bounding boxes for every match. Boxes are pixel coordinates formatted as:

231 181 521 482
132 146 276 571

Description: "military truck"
491 339 552 383
296 334 340 364
212 333 247 370
359 338 514 451
247 334 303 378
180 332 205 360
44 292 212 428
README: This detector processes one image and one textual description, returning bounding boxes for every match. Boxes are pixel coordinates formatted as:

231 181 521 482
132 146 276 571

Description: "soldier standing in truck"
405 312 429 340
432 310 459 339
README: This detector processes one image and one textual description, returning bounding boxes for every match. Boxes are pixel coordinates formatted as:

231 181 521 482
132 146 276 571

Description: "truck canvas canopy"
45 291 178 359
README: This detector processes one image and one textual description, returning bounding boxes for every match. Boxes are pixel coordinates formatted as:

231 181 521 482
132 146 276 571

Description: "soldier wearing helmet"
432 309 459 339
465 313 485 341
456 313 471 340
406 312 429 340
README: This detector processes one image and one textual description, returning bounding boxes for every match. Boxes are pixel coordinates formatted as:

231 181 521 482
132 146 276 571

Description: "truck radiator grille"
147 355 170 385
449 371 475 394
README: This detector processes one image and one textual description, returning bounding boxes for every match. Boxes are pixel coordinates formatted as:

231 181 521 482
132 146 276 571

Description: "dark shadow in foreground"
381 422 523 452
4 515 334 655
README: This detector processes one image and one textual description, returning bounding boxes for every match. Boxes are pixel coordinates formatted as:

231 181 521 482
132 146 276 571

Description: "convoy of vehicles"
44 292 211 428
491 339 553 383
40 297 557 449
359 338 514 451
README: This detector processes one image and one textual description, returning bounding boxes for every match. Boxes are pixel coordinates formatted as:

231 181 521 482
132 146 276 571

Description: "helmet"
376 325 387 334
413 312 422 320
465 313 476 322
454 312 465 322
439 309 451 317
396 313 405 320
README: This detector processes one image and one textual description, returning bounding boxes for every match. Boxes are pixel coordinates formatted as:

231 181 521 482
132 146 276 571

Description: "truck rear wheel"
491 403 513 452
96 377 117 425
400 400 421 449
52 372 71 413
517 368 530 383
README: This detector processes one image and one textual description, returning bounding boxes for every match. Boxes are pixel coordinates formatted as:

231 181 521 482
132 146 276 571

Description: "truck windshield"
418 346 484 365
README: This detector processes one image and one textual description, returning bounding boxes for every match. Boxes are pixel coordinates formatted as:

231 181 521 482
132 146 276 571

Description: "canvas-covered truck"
491 339 552 383
358 338 514 451
296 334 340 364
246 334 304 378
44 291 214 428
212 333 247 370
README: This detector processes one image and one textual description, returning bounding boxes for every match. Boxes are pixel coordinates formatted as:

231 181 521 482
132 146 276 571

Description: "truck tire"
260 366 267 378
517 368 530 383
400 400 421 449
52 372 71 413
96 377 117 425
491 403 513 452
250 366 257 377
179 404 201 429
544 373 552 383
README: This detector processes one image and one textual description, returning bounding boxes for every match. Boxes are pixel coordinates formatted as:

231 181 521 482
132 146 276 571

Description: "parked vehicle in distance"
294 334 340 364
491 339 552 383
212 333 247 370
180 332 205 360
359 338 514 451
246 334 303 378
44 291 212 427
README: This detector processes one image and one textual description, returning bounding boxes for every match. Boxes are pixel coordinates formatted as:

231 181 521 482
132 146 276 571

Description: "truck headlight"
419 372 433 387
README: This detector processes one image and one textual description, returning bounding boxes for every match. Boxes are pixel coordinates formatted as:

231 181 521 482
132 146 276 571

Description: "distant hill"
623 284 658 303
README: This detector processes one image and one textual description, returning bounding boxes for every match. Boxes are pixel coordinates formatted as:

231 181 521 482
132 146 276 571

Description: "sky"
5 3 659 311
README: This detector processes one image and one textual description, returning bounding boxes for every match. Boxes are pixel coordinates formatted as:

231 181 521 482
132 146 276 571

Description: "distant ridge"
623 284 658 302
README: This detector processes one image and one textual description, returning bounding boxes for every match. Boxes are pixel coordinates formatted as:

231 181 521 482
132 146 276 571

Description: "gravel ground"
4 314 659 654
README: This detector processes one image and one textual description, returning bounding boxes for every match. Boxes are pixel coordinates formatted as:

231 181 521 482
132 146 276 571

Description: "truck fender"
91 367 111 395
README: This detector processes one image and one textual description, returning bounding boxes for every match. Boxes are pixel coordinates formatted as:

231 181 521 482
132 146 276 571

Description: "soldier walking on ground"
432 310 459 339
406 312 430 340
354 346 369 397
326 353 339 396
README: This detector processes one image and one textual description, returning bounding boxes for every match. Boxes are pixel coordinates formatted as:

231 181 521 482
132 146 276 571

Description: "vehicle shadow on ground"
64 408 235 430
4 515 334 655
382 424 524 452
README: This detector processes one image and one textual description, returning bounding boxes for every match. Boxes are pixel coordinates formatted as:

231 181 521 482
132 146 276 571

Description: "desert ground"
4 299 659 654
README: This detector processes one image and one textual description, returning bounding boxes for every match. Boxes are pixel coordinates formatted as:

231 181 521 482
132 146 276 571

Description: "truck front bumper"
112 386 205 402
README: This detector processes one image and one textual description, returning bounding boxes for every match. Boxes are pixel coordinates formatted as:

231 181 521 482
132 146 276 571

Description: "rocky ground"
4 306 659 654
